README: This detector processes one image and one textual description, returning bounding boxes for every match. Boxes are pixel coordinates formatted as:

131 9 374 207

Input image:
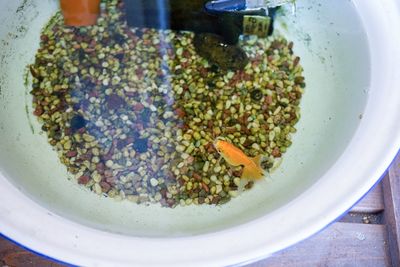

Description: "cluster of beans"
30 0 305 207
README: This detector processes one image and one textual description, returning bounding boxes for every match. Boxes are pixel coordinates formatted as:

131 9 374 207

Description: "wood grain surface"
351 183 384 214
384 154 400 267
251 223 390 267
0 238 63 267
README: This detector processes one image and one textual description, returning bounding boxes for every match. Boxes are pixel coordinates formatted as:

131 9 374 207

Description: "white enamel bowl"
0 0 400 266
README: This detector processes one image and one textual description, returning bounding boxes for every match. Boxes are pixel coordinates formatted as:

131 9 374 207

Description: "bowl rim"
1 0 400 266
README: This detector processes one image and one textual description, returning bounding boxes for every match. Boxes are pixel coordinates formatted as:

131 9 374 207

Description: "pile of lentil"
29 0 305 207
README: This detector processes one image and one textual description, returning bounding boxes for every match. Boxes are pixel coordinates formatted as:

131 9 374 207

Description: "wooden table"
1 154 399 267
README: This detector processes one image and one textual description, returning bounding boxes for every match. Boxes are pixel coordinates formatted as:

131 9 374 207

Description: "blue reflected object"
205 0 247 13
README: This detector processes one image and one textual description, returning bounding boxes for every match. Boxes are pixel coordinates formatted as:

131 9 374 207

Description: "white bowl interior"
0 0 370 237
